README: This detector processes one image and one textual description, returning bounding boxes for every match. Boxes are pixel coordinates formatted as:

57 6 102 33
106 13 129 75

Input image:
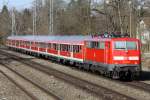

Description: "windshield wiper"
116 48 126 49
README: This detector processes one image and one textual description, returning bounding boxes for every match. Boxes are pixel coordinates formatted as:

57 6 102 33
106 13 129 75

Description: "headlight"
113 56 124 60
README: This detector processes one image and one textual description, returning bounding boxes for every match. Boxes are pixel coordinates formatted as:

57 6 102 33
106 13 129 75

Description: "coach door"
104 42 110 64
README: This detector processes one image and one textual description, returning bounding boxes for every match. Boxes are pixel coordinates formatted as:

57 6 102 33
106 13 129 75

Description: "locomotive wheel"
108 71 113 78
112 71 119 79
83 64 90 71
119 71 133 81
90 65 95 73
125 71 133 81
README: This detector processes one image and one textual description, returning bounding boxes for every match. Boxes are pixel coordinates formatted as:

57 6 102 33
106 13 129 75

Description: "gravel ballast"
8 60 101 100
0 70 32 100
0 65 58 100
33 58 150 100
3 49 150 100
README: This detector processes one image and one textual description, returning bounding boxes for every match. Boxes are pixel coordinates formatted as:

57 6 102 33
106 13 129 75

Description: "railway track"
123 81 150 93
0 68 38 100
0 62 61 100
78 65 150 94
72 67 150 94
0 49 134 100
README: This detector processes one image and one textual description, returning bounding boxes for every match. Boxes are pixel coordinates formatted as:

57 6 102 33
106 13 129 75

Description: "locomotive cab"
111 38 141 79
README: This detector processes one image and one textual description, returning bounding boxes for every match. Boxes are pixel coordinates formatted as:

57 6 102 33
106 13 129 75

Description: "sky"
0 0 102 10
0 0 33 10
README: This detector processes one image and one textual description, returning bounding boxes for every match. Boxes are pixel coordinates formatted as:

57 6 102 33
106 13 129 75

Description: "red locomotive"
6 34 141 80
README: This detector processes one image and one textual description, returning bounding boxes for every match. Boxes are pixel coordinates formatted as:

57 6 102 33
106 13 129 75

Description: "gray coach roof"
7 35 92 44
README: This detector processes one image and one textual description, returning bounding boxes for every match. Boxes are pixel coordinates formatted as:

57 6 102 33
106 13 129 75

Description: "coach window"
12 40 14 45
31 42 34 46
38 42 41 47
60 44 69 52
26 41 29 46
41 42 47 48
8 40 9 45
24 41 26 45
21 41 23 46
44 43 47 48
60 44 64 51
14 40 16 45
38 43 41 48
10 40 12 45
10 40 13 45
22 41 25 46
56 44 59 50
25 41 26 46
73 45 81 53
73 45 77 53
19 41 21 45
65 45 67 51
12 40 13 45
53 43 58 50
62 44 65 51
41 43 43 48
60 44 62 51
18 41 23 46
9 40 11 45
79 45 82 52
60 44 63 51
27 42 30 46
67 45 70 52
8 40 10 45
23 41 25 46
45 43 48 48
63 44 66 51
35 42 38 47
15 40 17 46
24 41 27 46
48 43 52 49
16 40 19 46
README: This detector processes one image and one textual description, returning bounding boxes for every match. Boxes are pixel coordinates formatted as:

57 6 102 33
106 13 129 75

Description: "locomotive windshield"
114 41 137 50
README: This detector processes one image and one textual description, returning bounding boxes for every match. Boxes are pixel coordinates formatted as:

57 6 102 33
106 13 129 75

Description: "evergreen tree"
0 5 11 35
0 5 11 44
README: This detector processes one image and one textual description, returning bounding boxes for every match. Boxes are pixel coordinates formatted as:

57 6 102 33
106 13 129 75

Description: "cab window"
114 41 126 49
114 41 137 50
126 42 137 50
